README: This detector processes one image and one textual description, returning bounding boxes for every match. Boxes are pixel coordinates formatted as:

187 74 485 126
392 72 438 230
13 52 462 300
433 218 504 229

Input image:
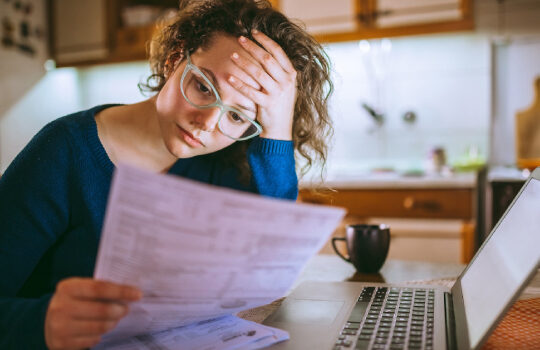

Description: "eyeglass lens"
181 67 259 140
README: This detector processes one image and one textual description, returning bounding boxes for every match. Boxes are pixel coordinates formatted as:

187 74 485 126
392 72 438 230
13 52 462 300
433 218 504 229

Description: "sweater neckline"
86 104 119 177
85 104 183 177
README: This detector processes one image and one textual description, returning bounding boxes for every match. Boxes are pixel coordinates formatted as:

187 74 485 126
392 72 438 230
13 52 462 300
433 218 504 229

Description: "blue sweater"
0 104 297 349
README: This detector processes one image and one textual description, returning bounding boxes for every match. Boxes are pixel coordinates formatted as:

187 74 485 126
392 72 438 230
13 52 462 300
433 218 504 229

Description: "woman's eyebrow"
199 66 257 114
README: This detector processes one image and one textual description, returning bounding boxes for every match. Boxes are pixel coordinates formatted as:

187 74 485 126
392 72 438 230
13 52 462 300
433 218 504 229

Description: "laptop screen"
459 177 540 348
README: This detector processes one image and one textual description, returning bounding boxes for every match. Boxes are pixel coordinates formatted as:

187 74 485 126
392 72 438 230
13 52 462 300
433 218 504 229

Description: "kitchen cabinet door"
49 0 177 67
279 0 358 35
277 0 473 43
376 0 463 28
50 0 111 65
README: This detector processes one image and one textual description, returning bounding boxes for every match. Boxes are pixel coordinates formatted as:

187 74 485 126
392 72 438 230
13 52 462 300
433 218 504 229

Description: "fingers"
230 32 297 105
231 51 277 91
65 299 129 320
47 335 102 350
56 277 142 301
48 317 118 337
69 319 119 336
228 75 267 105
237 35 287 84
252 30 296 74
46 278 139 350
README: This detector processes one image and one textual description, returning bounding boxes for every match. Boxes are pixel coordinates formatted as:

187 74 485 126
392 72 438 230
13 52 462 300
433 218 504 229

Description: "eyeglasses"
180 52 262 141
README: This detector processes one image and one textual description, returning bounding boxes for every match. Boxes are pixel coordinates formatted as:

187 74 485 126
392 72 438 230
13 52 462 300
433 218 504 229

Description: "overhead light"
358 40 371 53
44 59 56 71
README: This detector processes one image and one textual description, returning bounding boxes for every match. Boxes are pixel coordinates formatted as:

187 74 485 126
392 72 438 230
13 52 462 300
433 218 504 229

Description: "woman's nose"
192 107 221 132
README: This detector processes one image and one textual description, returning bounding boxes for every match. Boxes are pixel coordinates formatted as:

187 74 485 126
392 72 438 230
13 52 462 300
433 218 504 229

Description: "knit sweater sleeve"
246 137 298 200
0 120 72 349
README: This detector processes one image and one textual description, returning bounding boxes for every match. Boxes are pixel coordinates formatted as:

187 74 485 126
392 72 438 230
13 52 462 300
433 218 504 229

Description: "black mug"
331 224 390 273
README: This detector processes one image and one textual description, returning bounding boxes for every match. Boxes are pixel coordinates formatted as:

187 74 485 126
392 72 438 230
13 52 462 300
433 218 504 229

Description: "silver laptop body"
265 167 540 350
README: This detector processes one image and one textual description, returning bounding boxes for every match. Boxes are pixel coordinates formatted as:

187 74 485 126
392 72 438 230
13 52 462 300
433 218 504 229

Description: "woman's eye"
229 111 246 124
195 79 211 95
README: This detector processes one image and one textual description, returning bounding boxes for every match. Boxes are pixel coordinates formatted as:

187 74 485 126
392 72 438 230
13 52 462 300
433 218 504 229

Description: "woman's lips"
176 125 204 147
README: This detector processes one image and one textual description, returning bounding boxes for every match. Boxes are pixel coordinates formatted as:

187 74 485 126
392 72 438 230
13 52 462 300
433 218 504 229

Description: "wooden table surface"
294 254 465 289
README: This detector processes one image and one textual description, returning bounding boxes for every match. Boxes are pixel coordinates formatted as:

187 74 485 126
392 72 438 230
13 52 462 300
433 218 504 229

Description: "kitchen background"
1 0 540 263
1 0 539 175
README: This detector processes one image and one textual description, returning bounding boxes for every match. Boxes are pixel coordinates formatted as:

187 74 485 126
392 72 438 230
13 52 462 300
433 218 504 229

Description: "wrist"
259 130 293 140
259 122 293 140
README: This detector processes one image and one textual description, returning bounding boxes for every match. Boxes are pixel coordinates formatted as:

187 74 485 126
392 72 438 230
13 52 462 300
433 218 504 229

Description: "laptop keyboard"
333 287 435 350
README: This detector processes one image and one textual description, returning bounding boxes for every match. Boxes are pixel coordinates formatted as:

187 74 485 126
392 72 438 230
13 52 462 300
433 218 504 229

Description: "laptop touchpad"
270 299 344 325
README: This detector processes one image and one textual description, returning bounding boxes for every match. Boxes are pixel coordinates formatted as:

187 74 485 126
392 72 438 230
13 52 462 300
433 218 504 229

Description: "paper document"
93 315 289 350
93 165 345 347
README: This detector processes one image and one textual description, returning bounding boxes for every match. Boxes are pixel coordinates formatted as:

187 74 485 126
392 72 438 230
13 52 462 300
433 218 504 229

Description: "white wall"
0 0 49 170
0 69 81 171
77 62 152 108
0 61 150 173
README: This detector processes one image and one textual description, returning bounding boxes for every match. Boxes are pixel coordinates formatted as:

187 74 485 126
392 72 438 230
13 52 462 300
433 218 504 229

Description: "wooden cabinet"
274 0 474 43
49 0 473 66
49 0 111 64
300 187 473 219
300 186 476 263
48 0 176 66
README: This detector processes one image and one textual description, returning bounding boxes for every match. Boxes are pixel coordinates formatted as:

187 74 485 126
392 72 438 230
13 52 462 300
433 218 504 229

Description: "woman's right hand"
44 277 142 350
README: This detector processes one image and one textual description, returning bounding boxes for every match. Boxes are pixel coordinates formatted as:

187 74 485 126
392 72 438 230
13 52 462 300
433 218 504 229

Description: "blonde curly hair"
140 0 333 183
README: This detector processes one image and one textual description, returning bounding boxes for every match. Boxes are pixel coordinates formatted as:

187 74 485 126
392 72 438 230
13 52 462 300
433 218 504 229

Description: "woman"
0 0 333 349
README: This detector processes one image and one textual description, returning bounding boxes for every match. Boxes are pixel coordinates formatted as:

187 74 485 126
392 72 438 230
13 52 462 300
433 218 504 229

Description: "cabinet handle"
403 196 442 212
403 196 415 210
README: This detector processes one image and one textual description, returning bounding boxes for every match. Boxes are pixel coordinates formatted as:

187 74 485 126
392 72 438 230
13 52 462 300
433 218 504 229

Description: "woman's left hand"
228 30 297 140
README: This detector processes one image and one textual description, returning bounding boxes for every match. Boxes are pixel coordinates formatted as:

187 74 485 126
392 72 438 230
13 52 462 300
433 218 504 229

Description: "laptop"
264 167 540 350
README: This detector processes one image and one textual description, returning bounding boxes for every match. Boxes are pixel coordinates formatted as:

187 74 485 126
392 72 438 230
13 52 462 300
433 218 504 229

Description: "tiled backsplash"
324 34 490 175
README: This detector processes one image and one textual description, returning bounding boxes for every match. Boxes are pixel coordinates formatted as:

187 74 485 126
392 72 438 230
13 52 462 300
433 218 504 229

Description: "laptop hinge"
444 292 457 350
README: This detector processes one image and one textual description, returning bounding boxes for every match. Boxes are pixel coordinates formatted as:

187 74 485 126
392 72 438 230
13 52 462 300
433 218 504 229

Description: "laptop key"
347 300 370 323
336 339 353 347
345 322 360 329
354 340 370 350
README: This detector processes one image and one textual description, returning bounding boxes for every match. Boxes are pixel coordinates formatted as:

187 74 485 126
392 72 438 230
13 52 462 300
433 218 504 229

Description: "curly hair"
140 0 333 184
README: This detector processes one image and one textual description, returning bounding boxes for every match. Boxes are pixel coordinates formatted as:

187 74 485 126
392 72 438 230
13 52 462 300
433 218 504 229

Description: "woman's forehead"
191 34 261 102
195 33 258 67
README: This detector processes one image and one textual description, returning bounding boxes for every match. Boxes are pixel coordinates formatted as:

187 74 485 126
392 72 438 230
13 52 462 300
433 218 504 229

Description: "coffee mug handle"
331 237 351 263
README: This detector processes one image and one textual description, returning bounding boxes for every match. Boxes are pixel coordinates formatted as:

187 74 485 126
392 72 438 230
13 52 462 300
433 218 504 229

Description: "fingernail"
239 36 247 43
130 289 142 299
228 76 236 83
114 305 127 316
252 29 259 34
231 52 239 60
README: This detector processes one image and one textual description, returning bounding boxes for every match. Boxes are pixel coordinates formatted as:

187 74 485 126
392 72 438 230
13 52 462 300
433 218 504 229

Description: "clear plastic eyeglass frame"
180 52 262 141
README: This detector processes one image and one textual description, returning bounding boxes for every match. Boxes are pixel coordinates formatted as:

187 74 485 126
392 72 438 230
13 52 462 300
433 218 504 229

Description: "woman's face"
155 33 260 159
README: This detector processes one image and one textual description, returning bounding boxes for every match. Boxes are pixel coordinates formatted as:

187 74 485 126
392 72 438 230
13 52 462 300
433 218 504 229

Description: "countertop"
488 166 531 182
299 171 477 189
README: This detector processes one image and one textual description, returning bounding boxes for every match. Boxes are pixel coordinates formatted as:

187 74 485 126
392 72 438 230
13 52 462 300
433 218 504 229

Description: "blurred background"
1 0 539 265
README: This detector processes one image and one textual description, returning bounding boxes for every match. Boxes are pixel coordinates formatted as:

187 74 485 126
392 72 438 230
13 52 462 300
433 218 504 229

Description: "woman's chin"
165 138 203 159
